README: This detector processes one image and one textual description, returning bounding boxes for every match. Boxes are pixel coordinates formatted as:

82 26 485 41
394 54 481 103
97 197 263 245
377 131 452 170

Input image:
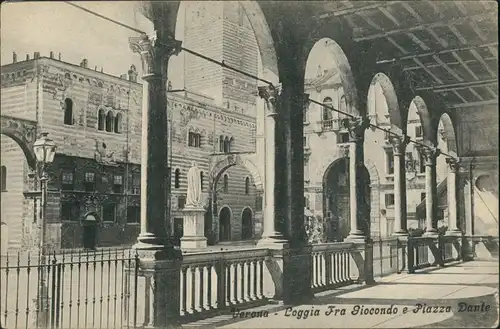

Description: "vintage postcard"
0 1 498 328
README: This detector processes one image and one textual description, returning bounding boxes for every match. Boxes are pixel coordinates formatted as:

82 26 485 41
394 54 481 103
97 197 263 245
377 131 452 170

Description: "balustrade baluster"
342 252 347 282
345 251 351 282
226 263 232 306
199 265 205 312
246 261 252 301
181 267 188 315
258 259 264 299
240 262 245 303
325 252 332 286
232 262 239 304
191 266 197 313
319 253 324 286
252 260 258 300
206 264 213 310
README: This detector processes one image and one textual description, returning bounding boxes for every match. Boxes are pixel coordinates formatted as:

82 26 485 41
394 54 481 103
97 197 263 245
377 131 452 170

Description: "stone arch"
218 205 233 242
409 96 435 145
305 37 359 115
369 73 403 133
207 154 263 200
437 112 458 157
0 115 37 170
241 206 254 240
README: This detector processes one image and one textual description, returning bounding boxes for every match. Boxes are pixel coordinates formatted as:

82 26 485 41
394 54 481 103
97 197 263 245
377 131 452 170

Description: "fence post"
364 239 375 285
407 238 415 274
216 259 227 309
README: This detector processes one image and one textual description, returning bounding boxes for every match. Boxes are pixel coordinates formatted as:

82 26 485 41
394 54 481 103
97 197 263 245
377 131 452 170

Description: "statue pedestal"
181 205 207 250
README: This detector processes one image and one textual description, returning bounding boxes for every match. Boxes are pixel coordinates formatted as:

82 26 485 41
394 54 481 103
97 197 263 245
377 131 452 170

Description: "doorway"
82 213 98 250
219 207 231 242
241 208 253 240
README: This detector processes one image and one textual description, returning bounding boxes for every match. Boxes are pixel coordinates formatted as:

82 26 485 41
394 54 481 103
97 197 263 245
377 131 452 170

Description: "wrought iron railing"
0 249 139 329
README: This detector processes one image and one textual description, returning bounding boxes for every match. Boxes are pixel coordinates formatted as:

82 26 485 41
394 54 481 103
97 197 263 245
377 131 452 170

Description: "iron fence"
0 248 139 329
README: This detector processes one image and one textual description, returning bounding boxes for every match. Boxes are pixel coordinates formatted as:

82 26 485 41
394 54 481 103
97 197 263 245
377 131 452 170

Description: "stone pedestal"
181 206 207 250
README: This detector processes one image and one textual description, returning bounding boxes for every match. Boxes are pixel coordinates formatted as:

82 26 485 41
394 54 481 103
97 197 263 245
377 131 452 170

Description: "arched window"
219 135 224 152
174 169 180 188
64 98 73 125
223 174 229 193
1 165 6 191
200 171 204 190
245 177 250 195
228 137 233 153
105 111 114 132
223 137 229 153
322 97 333 121
339 95 347 113
98 109 105 130
114 113 122 133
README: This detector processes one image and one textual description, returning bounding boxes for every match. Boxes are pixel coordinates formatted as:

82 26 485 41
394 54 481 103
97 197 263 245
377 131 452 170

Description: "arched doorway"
241 207 253 240
323 158 371 241
82 212 98 250
219 206 232 242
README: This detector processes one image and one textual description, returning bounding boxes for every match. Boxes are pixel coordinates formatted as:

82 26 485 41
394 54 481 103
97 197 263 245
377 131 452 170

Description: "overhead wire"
64 1 456 159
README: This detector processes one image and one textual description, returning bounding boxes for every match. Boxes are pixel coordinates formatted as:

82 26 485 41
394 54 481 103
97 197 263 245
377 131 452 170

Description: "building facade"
0 52 259 252
303 66 453 242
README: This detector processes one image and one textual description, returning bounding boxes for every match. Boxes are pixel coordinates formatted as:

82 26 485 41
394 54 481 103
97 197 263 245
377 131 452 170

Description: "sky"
1 1 188 89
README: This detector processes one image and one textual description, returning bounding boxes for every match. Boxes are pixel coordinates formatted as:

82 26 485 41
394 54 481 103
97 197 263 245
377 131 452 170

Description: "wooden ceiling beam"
452 90 468 103
356 12 382 30
413 58 443 84
427 29 449 48
470 49 496 77
451 52 479 80
401 2 424 22
376 41 498 63
432 55 464 81
416 79 497 92
316 1 404 19
378 6 400 26
469 88 484 101
403 56 495 72
447 99 498 109
486 86 498 98
387 37 408 54
353 13 493 42
407 32 430 50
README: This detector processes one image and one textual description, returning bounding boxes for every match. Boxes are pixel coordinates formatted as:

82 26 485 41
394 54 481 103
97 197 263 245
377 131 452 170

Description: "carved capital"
390 135 410 155
347 116 370 142
129 32 182 78
419 146 441 166
258 84 281 116
446 157 459 172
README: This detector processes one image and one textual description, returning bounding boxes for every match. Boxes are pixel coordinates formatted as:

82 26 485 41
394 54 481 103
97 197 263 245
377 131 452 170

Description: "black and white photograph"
0 1 498 328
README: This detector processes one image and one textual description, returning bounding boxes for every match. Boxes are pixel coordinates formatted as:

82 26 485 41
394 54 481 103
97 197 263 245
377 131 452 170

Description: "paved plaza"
182 260 499 328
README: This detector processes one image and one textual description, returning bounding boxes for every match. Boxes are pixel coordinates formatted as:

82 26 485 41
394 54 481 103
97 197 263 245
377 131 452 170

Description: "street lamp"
33 132 56 328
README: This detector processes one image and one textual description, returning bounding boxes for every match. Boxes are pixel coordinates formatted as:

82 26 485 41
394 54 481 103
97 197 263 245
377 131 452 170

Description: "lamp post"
33 132 56 328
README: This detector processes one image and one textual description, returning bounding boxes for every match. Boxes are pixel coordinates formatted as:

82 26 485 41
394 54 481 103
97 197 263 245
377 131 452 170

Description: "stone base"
257 236 289 249
423 231 439 238
445 229 463 236
181 236 207 250
345 234 366 242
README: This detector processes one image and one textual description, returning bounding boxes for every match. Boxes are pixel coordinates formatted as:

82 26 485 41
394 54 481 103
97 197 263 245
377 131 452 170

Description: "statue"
186 161 202 207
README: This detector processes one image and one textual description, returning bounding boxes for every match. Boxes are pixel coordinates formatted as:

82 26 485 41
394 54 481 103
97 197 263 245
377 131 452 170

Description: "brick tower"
184 1 259 117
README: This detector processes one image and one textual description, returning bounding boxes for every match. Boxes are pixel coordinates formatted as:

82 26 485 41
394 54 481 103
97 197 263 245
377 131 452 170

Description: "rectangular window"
113 175 123 193
385 193 395 208
386 149 394 175
61 201 79 221
61 172 74 190
84 172 96 192
102 204 116 222
419 151 426 173
126 206 140 223
338 132 349 144
415 125 423 138
131 173 140 194
177 195 186 210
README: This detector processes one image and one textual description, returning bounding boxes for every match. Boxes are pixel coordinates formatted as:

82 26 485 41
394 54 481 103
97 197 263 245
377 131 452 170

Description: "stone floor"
182 260 499 328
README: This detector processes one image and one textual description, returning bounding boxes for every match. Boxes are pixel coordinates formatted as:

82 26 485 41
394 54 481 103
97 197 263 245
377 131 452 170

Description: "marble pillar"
445 157 461 235
129 32 182 250
345 116 369 241
391 135 410 236
421 146 440 236
257 85 285 244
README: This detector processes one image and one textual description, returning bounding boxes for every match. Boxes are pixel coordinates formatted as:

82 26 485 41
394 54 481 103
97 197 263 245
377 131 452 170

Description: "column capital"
346 116 370 143
258 84 282 116
419 146 441 166
445 157 460 172
129 32 182 79
390 135 410 155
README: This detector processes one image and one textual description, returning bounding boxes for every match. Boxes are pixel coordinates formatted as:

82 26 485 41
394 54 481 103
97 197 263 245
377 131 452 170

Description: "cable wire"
64 1 456 159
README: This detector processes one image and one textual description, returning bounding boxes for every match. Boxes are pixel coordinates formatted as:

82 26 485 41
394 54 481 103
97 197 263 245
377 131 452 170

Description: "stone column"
129 32 182 250
391 136 410 236
257 85 285 244
346 116 369 241
421 146 440 236
445 157 461 235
